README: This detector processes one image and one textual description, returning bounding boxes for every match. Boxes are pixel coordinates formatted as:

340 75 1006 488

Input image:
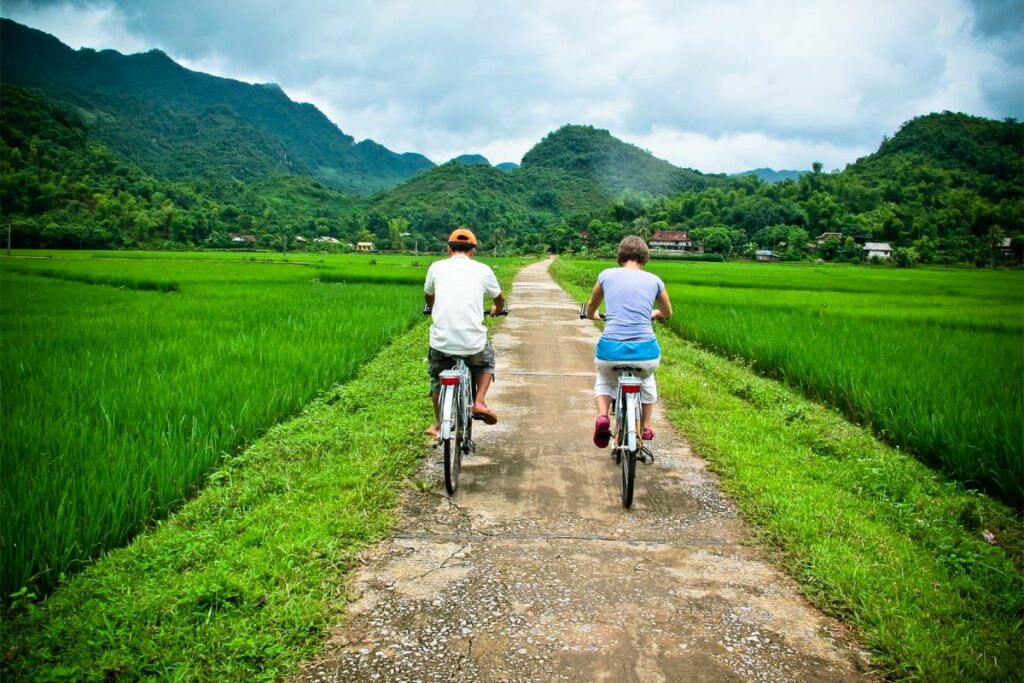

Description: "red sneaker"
593 416 611 448
642 427 654 441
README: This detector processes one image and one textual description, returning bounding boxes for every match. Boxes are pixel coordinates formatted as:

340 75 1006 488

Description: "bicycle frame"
437 356 475 495
438 359 472 442
424 303 506 496
611 369 644 508
613 373 643 455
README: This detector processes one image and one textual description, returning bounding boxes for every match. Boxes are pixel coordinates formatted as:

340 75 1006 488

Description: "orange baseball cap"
448 228 477 246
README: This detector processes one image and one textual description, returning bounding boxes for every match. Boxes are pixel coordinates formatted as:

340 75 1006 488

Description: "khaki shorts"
428 342 496 394
594 357 660 404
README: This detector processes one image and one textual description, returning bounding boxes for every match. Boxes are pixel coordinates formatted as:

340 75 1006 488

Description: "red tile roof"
651 231 690 241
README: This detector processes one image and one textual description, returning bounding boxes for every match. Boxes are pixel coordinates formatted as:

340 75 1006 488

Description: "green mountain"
521 124 717 196
495 162 519 172
0 19 433 195
732 167 806 183
450 154 491 165
617 111 1023 265
366 125 722 247
0 83 357 248
845 112 1022 187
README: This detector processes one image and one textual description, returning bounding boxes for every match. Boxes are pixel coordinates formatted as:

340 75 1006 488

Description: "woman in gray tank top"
582 235 674 448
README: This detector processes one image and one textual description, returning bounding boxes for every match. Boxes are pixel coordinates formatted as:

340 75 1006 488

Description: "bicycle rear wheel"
620 393 639 508
443 391 462 495
443 438 460 494
621 446 637 508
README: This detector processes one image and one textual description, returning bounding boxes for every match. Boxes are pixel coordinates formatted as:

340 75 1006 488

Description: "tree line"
2 85 1021 266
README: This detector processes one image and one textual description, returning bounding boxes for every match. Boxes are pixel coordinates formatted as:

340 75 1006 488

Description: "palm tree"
632 216 652 242
492 227 506 256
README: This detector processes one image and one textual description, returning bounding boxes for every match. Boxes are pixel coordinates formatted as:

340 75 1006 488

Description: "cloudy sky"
3 0 1022 172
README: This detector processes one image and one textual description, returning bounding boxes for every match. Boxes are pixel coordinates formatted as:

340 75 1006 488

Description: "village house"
997 237 1013 258
755 249 780 262
355 241 375 252
229 233 257 244
649 230 702 253
863 241 892 259
816 232 843 244
313 236 340 244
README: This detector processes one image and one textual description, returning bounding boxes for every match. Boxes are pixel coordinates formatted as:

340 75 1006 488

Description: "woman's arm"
652 286 673 321
586 281 604 320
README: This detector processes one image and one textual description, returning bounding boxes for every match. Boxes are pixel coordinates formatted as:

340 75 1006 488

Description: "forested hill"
451 154 491 165
578 111 1023 264
0 84 358 248
846 112 1023 188
364 125 722 248
0 19 433 195
521 124 717 196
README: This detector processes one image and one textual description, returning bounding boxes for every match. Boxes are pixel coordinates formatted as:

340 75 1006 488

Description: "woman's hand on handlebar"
487 304 509 316
578 302 604 320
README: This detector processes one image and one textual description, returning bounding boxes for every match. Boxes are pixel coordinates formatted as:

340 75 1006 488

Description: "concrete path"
295 259 868 682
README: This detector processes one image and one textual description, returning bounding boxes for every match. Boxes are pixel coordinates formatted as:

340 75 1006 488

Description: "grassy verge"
552 262 1023 681
1 323 435 681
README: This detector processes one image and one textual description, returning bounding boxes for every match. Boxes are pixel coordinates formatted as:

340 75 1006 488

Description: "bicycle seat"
612 365 643 372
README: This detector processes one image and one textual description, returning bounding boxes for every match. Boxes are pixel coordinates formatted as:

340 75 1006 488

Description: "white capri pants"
594 357 661 404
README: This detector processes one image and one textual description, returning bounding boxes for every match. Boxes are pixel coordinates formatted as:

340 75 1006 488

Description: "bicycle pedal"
639 447 655 464
462 438 476 455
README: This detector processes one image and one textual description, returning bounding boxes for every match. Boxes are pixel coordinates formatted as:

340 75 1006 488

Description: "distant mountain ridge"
0 19 433 194
731 167 807 183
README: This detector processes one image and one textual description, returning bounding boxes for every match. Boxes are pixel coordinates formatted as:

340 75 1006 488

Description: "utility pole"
282 234 288 258
7 223 11 255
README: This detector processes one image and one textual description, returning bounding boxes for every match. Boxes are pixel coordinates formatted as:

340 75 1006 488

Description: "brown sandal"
472 407 498 425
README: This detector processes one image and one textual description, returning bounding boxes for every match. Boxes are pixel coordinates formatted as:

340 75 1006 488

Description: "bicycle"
424 304 507 495
579 303 654 508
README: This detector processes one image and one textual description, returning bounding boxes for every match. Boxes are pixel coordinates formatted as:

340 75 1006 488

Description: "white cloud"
2 0 1020 171
3 1 147 53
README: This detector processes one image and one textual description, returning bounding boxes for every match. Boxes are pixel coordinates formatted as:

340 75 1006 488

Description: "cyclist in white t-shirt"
424 227 506 438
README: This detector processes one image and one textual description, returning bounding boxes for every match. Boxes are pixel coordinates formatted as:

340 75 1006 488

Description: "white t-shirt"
424 254 501 355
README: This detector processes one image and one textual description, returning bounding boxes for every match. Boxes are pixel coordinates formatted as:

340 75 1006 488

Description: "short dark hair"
617 235 649 265
448 241 474 253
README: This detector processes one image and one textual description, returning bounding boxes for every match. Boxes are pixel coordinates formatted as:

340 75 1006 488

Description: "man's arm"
489 292 506 316
424 264 436 310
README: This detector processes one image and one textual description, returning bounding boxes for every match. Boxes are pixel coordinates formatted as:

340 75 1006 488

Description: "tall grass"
552 258 1024 508
1 254 450 597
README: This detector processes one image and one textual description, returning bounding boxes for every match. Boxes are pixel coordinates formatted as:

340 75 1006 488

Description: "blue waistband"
595 337 661 361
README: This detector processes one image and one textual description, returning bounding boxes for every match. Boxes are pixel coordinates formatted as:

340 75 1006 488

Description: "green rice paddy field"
0 250 525 598
553 259 1024 509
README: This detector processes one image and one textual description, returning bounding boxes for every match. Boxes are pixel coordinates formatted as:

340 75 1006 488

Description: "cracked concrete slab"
294 258 871 682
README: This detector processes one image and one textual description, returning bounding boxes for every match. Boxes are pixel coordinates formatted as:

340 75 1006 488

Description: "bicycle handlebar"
423 303 508 317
